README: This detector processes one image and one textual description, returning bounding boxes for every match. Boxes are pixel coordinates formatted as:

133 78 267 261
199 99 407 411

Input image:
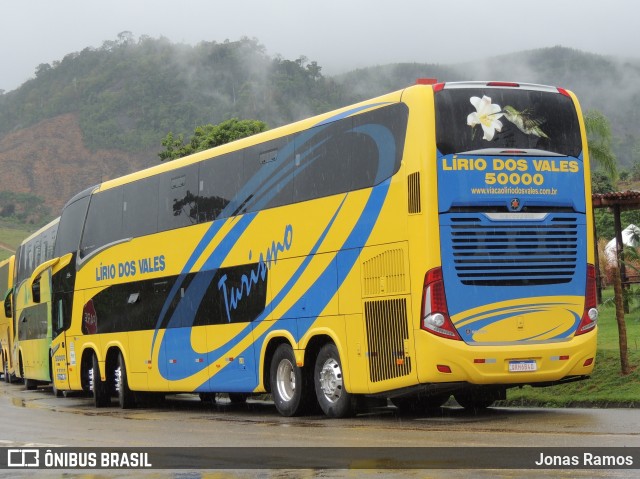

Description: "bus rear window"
435 87 582 157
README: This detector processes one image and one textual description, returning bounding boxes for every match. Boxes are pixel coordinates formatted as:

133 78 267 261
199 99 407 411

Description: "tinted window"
0 263 9 298
293 103 407 203
123 177 159 238
55 194 90 256
16 221 58 284
158 164 199 231
435 87 582 157
242 137 294 214
198 151 242 222
80 187 123 258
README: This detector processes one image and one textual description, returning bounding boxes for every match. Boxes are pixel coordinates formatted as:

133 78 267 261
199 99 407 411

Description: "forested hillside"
1 35 639 226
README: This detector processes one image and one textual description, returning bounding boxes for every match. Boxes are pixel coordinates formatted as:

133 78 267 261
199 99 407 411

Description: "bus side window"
123 177 159 238
80 188 123 258
158 164 199 231
198 151 242 222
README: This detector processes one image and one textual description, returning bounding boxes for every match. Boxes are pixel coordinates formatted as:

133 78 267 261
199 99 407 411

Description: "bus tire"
314 343 355 418
453 389 496 411
391 393 450 413
228 393 249 404
115 352 135 409
19 356 36 390
4 360 12 384
270 343 311 417
24 378 38 390
91 354 111 407
49 359 63 398
199 393 217 405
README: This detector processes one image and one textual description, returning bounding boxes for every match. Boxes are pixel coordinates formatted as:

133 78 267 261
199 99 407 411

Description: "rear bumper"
414 327 597 386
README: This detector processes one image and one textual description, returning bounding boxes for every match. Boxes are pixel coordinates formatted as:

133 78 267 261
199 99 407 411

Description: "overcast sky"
2 0 637 92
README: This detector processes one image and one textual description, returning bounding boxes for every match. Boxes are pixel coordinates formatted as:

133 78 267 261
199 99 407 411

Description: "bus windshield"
435 85 582 157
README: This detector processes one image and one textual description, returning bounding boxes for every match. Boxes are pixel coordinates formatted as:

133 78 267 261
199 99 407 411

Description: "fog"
2 0 638 92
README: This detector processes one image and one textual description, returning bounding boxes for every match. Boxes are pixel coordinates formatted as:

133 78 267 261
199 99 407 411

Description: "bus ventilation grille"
450 215 578 286
408 172 421 214
364 298 411 382
362 249 406 296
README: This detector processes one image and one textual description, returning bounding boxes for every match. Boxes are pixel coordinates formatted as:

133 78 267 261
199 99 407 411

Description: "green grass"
0 222 35 261
501 289 640 407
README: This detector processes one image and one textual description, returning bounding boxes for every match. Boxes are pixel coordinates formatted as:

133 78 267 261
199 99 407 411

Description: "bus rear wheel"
4 359 13 384
314 343 355 418
19 356 37 390
91 354 111 407
453 388 501 411
270 343 312 417
114 352 135 409
391 393 450 413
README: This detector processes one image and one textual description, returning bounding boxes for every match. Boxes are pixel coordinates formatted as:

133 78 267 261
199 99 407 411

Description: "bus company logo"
509 198 521 211
7 448 39 467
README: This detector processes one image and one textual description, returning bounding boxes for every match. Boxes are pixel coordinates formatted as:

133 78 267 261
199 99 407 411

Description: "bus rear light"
583 358 594 367
416 78 438 85
433 82 445 93
557 87 571 97
437 365 452 373
575 264 598 336
500 150 527 155
421 267 462 340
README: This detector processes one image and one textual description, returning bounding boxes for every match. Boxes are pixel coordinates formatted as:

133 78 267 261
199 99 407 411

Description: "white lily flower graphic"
467 96 504 141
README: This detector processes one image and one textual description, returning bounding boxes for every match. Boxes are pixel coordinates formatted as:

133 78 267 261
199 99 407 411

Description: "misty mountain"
1 37 639 224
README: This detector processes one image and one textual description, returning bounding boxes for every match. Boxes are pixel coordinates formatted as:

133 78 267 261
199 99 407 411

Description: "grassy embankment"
0 222 33 261
502 288 640 408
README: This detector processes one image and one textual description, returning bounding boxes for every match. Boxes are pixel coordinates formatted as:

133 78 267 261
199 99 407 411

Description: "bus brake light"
486 82 520 87
421 267 461 340
575 264 598 336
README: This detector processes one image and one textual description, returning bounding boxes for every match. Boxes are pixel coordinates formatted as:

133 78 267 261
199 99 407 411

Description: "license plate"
509 360 537 372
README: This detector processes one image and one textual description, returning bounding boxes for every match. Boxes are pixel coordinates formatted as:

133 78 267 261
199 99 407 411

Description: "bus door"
51 292 70 390
18 266 54 381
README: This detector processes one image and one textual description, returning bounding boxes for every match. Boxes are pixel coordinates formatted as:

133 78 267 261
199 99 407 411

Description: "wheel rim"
318 358 343 404
114 365 123 394
276 358 296 402
89 366 95 392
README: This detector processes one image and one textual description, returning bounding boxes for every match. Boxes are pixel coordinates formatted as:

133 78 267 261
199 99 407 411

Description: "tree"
159 118 267 161
586 110 634 375
584 110 617 181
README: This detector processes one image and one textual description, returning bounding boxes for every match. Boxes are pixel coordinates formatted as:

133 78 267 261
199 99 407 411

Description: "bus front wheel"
49 358 63 398
314 343 355 418
270 343 312 417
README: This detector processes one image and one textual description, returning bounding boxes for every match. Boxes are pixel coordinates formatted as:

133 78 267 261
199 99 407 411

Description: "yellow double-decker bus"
1 255 16 382
51 81 597 416
12 218 61 391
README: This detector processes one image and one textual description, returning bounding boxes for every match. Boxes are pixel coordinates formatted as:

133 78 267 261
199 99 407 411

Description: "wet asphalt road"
0 381 638 478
